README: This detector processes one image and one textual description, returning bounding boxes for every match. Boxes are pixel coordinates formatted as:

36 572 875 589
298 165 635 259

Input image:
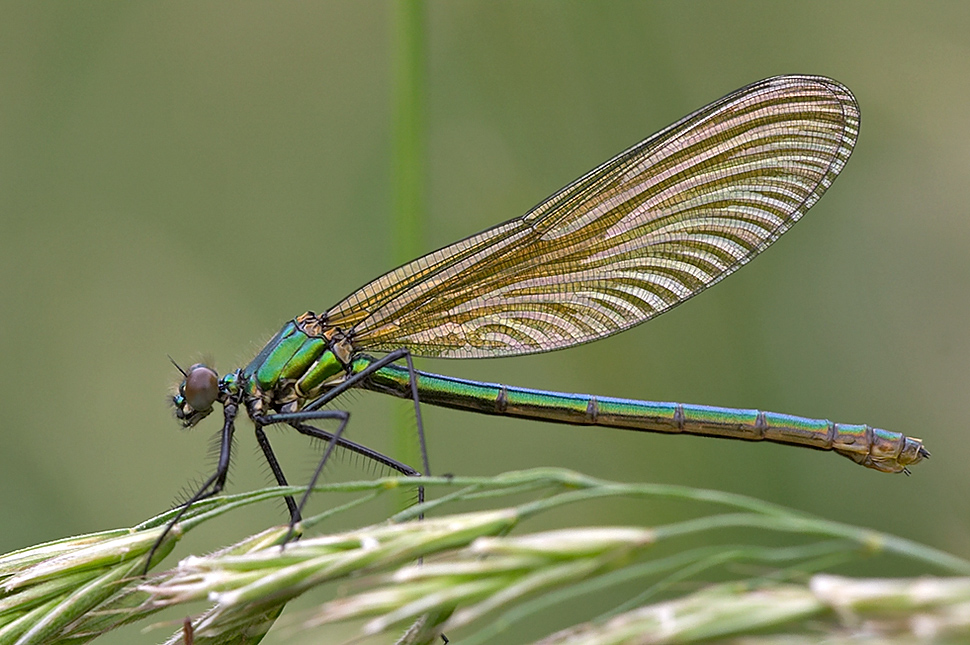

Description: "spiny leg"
297 352 442 641
300 348 432 519
253 421 299 520
251 408 420 546
144 398 240 574
291 420 423 519
404 351 431 477
256 415 420 496
289 421 419 477
305 348 432 477
256 408 351 543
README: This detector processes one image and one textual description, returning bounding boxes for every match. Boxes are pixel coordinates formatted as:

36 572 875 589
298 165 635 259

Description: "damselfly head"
172 363 219 427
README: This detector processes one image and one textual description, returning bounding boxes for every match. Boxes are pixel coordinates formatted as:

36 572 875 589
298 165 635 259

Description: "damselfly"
163 76 928 559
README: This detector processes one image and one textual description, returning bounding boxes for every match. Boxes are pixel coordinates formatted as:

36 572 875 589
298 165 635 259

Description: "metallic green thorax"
231 314 353 415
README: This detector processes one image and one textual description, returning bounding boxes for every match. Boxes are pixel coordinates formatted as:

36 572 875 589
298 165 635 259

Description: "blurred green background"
2 2 969 642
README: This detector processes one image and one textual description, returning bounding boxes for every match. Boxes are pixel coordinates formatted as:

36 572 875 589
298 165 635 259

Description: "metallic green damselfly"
166 76 928 555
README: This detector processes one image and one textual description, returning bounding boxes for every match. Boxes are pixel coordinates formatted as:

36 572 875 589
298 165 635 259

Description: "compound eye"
184 364 219 412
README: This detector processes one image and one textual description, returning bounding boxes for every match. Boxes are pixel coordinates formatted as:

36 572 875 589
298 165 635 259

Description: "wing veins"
323 76 859 359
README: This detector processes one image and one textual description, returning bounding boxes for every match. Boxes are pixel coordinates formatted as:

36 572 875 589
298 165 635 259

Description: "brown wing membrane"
326 75 859 358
